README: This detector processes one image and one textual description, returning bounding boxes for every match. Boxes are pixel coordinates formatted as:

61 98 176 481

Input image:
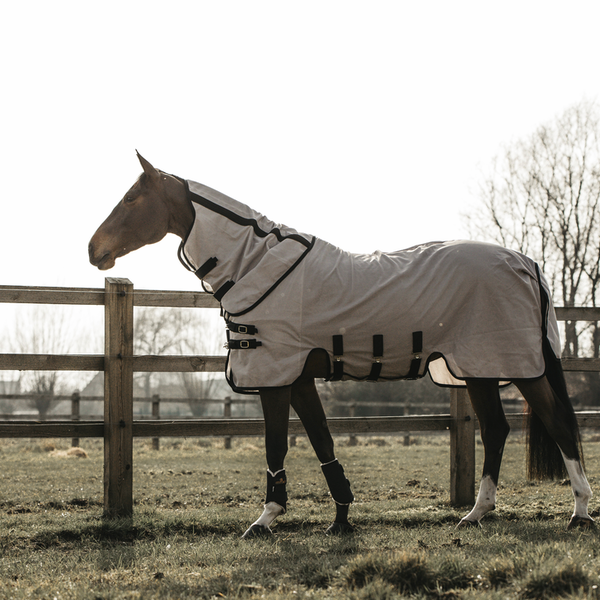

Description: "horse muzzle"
88 241 116 270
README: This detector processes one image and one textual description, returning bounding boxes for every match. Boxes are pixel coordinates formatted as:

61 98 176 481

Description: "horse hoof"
242 524 273 539
457 518 480 529
326 521 354 535
567 516 595 530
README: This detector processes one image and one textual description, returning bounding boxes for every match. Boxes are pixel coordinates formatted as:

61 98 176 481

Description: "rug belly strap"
329 335 344 381
407 331 423 379
366 334 384 381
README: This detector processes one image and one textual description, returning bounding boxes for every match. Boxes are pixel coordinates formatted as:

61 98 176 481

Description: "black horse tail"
526 338 583 480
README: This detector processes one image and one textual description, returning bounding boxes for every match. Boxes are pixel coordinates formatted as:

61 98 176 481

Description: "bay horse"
89 152 593 535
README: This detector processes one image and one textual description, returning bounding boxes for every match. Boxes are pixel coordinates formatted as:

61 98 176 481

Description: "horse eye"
124 196 135 204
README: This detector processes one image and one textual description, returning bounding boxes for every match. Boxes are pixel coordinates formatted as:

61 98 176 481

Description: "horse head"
88 152 192 270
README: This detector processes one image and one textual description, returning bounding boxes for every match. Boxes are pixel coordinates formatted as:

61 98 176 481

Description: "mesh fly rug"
178 180 561 393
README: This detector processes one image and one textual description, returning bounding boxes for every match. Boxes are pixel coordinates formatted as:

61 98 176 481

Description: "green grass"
1 434 600 598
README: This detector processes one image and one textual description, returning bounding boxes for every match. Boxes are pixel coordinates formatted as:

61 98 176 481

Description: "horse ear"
136 150 160 181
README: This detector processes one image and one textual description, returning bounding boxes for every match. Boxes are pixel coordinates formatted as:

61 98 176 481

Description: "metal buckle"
240 340 250 349
237 325 248 334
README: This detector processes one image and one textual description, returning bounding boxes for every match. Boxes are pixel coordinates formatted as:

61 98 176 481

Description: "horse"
89 151 593 535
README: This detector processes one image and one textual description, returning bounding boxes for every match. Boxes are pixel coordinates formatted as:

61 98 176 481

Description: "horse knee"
482 420 510 452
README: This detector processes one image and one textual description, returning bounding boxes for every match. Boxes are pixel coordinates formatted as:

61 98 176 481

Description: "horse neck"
163 174 195 239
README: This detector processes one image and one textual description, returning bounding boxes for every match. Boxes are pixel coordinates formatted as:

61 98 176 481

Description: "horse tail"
526 339 583 480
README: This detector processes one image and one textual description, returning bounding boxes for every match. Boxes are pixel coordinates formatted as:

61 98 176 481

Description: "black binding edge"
188 186 312 248
225 237 315 316
178 180 316 315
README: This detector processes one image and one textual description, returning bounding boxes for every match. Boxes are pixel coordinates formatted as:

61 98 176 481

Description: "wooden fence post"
223 397 232 449
403 402 411 447
152 394 160 451
450 387 476 506
71 392 80 448
104 278 134 518
348 403 357 446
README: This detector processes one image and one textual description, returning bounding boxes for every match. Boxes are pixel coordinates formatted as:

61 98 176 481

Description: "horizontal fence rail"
1 282 600 515
3 411 600 438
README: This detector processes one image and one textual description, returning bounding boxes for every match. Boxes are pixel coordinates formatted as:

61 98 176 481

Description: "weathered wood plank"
0 354 104 371
0 285 105 305
450 388 475 506
133 290 220 308
132 355 227 372
1 411 598 439
104 278 134 518
0 285 219 308
3 283 598 318
0 421 104 437
556 307 600 321
562 358 600 372
0 354 227 372
131 415 455 438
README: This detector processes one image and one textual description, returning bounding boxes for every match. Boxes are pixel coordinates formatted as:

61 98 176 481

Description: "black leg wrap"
321 460 354 504
266 469 288 511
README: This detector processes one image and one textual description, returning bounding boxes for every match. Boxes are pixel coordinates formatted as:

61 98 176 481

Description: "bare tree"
134 307 194 399
466 99 600 358
133 307 225 414
176 310 226 416
11 306 80 417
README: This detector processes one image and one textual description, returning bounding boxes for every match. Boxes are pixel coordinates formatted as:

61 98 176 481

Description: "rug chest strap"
227 322 258 335
366 334 384 381
195 256 218 280
407 331 423 379
227 339 262 350
330 334 344 381
214 280 235 301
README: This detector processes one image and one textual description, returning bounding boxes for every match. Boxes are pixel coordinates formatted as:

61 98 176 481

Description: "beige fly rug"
178 180 561 393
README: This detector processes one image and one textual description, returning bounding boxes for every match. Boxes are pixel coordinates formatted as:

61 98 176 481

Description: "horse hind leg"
458 379 510 527
515 376 593 529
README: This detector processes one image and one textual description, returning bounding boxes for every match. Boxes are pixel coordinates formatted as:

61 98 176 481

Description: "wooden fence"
1 280 600 517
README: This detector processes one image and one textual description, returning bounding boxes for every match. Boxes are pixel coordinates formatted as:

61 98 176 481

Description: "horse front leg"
458 379 510 527
242 386 291 539
291 376 354 534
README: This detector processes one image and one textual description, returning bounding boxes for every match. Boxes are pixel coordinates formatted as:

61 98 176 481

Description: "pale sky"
2 1 600 294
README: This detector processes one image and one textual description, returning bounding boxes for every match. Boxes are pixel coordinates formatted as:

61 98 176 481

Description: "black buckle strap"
330 334 344 381
226 339 262 350
195 256 218 279
407 331 423 379
367 334 384 381
227 322 258 335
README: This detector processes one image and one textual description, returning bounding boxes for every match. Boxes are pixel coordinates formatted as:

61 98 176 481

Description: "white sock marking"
461 474 497 524
252 501 285 529
560 450 592 521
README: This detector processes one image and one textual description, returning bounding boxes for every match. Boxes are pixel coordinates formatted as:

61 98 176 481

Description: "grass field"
1 432 600 599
